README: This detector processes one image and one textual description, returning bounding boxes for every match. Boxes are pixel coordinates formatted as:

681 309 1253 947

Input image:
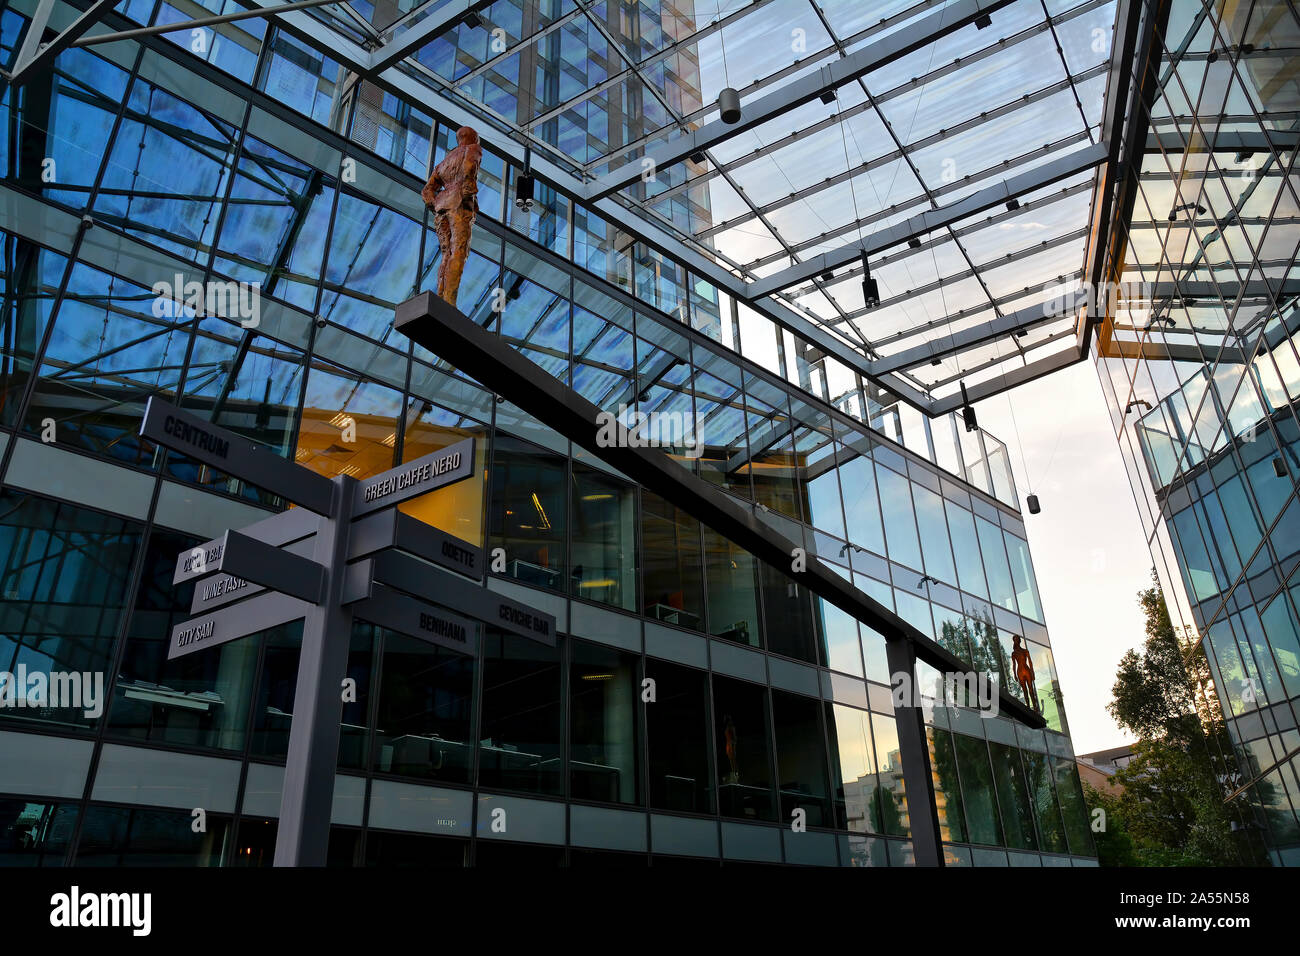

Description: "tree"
1085 570 1256 866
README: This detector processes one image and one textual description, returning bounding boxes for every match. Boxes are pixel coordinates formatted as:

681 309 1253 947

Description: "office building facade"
0 0 1098 865
1092 0 1300 865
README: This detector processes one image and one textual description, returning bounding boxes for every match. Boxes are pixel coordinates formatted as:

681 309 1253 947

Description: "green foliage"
1084 571 1249 867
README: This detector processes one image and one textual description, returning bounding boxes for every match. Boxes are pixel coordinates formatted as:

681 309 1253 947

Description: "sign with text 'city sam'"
137 396 553 866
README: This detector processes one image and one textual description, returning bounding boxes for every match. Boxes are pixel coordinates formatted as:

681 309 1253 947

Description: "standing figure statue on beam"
422 126 483 309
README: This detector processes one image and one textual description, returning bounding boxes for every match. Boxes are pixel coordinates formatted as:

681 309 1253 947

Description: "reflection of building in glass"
1092 1 1300 866
0 0 1102 866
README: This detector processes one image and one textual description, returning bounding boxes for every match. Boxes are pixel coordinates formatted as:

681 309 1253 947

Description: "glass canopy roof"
263 0 1124 410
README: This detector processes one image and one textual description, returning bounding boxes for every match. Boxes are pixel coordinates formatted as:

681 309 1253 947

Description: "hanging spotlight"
1274 456 1288 478
689 150 706 164
907 237 922 249
960 381 978 432
718 87 742 124
974 13 992 29
819 89 837 105
515 146 535 211
861 253 879 308
1026 494 1041 514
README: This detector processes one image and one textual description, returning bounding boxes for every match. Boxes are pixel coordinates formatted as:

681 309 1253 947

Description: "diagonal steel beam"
748 141 1108 299
585 0 1017 201
366 0 496 76
869 291 1089 375
395 289 1047 735
8 0 118 86
931 348 1082 414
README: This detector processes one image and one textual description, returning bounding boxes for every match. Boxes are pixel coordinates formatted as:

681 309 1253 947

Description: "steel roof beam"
868 291 1088 375
584 0 1016 201
367 0 496 76
8 0 118 86
749 141 1108 299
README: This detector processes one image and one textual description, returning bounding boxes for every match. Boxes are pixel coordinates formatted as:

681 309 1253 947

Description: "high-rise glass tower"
1092 0 1299 865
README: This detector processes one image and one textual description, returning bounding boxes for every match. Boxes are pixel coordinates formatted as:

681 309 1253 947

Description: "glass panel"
478 631 563 796
640 490 704 629
990 742 1039 851
829 703 878 833
953 733 1004 846
0 799 77 866
488 435 567 592
927 727 968 844
703 526 761 647
570 640 640 805
871 713 910 837
772 691 832 827
570 463 636 611
713 675 775 822
372 629 476 785
110 529 253 751
0 490 142 733
646 659 714 814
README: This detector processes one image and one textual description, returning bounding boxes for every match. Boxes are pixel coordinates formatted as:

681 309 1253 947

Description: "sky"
976 361 1154 756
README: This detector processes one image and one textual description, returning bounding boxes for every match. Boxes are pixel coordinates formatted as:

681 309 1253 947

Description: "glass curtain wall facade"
1093 0 1300 865
0 0 1093 866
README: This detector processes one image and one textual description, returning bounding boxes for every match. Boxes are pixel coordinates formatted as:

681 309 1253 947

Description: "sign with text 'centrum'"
141 397 335 515
352 437 475 517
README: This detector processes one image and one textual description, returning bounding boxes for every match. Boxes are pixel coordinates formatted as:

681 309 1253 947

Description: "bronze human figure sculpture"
422 126 483 309
1011 635 1040 712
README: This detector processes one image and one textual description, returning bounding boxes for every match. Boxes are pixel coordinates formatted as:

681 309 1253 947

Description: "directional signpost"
138 396 555 866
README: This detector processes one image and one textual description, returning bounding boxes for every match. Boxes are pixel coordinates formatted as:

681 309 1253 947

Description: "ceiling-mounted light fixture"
463 11 483 29
861 253 879 308
1167 201 1206 221
907 237 922 249
515 146 535 211
1006 198 1021 211
1274 456 1288 478
689 150 706 164
960 381 978 432
974 13 992 29
718 86 742 124
820 89 837 105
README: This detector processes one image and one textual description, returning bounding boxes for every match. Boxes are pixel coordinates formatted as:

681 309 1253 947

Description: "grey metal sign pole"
273 475 356 867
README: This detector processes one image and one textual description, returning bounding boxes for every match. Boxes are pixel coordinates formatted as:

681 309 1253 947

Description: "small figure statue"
422 126 483 309
1011 635 1040 712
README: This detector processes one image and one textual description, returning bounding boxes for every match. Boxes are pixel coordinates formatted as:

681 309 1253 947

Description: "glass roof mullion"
702 62 1107 244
